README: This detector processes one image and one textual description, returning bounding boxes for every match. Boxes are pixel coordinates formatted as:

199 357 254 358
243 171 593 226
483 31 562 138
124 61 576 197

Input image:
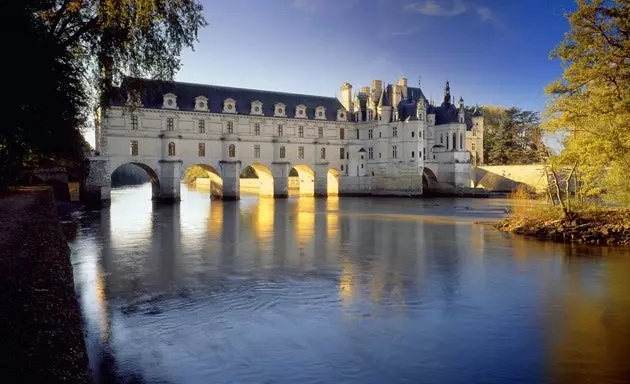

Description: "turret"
442 80 451 106
377 86 392 123
458 96 465 123
417 96 426 120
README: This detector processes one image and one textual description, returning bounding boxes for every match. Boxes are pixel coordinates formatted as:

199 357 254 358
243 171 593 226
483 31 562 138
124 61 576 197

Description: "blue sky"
176 0 577 114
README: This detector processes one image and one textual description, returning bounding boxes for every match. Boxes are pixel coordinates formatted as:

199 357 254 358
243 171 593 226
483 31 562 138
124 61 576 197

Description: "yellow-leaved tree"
544 0 630 206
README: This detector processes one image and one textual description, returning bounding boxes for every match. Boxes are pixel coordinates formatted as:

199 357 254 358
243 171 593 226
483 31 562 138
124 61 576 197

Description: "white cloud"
476 6 494 22
293 0 359 13
404 1 497 23
404 0 466 17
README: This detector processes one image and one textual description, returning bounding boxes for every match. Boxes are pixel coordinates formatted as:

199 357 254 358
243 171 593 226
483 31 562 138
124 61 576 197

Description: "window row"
362 127 424 140
439 132 465 150
148 118 346 139
159 93 344 120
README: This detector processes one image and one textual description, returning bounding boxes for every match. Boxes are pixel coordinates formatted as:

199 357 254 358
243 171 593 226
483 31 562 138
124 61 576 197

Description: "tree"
38 0 207 109
544 0 630 205
1 0 89 189
480 106 544 165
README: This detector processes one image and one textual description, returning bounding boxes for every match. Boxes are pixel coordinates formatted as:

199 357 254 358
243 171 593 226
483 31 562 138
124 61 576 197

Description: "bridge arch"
184 164 223 199
110 162 160 200
422 167 438 190
241 163 274 197
290 165 315 196
327 168 340 196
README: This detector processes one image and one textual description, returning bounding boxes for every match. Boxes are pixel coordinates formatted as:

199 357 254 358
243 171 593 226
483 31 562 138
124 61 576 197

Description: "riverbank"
0 188 92 383
496 207 630 246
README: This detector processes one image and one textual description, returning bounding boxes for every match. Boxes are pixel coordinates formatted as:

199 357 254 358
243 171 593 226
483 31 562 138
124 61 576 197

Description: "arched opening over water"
184 164 222 199
422 167 438 190
327 169 340 196
289 165 315 197
241 164 274 197
111 162 160 200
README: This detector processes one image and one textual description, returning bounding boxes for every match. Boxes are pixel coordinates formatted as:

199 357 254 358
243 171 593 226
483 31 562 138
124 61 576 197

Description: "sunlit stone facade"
83 77 484 205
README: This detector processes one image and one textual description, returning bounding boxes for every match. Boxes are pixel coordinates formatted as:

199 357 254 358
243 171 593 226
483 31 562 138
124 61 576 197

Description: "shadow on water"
69 184 630 384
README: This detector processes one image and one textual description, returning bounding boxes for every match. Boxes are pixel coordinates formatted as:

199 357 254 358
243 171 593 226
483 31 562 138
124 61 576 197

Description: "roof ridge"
124 77 340 100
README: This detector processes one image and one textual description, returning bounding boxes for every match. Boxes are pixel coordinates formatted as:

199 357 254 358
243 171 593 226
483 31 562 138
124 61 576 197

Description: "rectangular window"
392 145 398 159
368 147 374 159
254 123 261 136
198 119 205 134
198 143 206 157
130 140 138 156
341 164 344 171
379 131 382 138
473 129 477 137
368 129 373 139
356 129 360 139
320 147 326 159
167 117 174 131
298 146 304 159
411 131 415 138
131 115 138 130
318 127 324 138
277 124 283 136
423 147 426 159
227 121 234 134
472 143 476 150
411 151 415 158
298 125 304 138
393 127 398 137
379 152 382 159
340 147 345 159
420 130 423 139
340 128 345 140
254 144 260 158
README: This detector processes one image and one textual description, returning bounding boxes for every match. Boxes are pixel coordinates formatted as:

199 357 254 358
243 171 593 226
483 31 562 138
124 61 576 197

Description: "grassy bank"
496 201 630 246
0 187 91 383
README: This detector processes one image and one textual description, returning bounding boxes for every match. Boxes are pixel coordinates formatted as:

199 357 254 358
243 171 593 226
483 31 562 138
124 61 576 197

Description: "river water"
69 184 630 384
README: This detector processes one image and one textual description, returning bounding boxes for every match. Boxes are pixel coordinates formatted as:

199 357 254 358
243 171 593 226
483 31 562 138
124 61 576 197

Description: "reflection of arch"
241 163 274 197
168 142 176 156
290 165 315 196
111 162 160 200
327 168 340 196
185 164 223 199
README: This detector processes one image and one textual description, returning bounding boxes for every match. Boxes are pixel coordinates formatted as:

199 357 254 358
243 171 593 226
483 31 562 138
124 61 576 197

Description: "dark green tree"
481 106 544 165
1 0 89 189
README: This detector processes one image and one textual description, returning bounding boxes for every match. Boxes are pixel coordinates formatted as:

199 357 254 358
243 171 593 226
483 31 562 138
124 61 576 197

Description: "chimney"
371 79 382 93
398 77 408 99
340 82 353 112
391 84 402 107
360 86 370 94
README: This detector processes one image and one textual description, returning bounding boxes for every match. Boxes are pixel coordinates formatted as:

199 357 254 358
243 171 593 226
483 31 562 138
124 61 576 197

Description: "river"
68 183 630 384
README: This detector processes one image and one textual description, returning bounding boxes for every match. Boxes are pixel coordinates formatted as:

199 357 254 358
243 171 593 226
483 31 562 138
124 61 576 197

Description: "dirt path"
0 188 91 383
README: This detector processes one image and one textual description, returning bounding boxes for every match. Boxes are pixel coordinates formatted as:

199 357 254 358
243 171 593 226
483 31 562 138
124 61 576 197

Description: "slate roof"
111 78 347 121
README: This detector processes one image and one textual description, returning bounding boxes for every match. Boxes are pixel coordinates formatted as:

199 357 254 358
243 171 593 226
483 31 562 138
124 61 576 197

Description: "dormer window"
274 103 286 117
295 104 307 118
195 96 208 112
126 91 143 107
251 100 263 115
337 109 347 121
223 98 236 113
315 106 326 120
163 93 177 109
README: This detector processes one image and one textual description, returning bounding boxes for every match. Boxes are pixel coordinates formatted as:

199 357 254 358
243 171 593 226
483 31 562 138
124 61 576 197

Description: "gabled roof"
111 78 347 121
